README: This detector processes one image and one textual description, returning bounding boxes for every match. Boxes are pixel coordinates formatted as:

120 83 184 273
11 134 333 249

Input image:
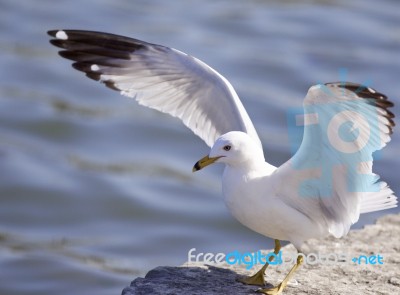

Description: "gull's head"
192 131 264 172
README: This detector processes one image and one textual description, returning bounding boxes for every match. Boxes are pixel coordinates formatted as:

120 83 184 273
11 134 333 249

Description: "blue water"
0 0 399 294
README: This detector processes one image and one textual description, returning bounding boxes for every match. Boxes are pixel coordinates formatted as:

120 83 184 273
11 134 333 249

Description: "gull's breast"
221 165 324 245
221 166 289 240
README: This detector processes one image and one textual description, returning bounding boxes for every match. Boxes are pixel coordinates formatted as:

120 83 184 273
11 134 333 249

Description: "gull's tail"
360 182 397 214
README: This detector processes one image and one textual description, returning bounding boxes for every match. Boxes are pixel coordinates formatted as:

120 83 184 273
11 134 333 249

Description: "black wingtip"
325 82 395 134
47 29 148 53
47 30 58 37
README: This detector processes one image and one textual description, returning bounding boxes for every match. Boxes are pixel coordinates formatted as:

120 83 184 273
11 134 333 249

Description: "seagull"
48 30 397 294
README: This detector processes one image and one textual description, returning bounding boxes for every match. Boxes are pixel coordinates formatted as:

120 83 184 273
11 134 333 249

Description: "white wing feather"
48 30 262 148
275 83 397 238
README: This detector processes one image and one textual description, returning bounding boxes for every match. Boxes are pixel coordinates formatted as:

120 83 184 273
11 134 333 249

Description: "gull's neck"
224 154 276 176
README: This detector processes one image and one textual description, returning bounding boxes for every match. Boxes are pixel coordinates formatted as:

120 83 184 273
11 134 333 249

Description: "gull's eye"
223 145 231 151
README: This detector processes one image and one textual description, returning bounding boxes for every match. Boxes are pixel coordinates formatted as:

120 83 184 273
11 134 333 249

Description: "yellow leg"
238 239 281 286
257 253 304 294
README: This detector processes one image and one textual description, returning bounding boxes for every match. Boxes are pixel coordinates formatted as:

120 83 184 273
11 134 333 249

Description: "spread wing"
47 30 262 148
275 82 397 238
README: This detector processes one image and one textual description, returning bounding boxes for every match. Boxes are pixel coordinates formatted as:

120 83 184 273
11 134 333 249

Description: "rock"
122 214 400 294
389 277 400 286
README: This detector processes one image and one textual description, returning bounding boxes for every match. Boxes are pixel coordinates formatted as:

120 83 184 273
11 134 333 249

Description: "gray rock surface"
122 214 400 294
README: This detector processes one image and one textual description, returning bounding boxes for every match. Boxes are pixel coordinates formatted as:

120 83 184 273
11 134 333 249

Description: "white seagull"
48 30 397 294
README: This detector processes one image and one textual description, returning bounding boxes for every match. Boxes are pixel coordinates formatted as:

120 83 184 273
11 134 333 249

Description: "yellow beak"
192 155 222 172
